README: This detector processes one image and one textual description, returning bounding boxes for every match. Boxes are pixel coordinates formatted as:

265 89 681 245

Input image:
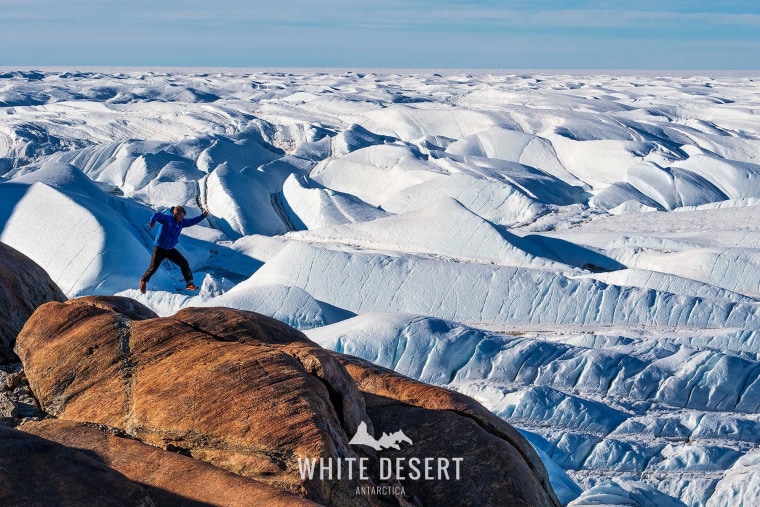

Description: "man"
140 205 209 293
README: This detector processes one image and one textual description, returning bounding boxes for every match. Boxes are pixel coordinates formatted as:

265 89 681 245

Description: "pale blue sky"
1 0 759 69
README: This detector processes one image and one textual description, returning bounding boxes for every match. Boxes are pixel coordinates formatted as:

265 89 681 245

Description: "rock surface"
0 423 154 506
16 296 561 506
337 353 559 507
0 366 42 426
0 241 66 362
21 418 320 507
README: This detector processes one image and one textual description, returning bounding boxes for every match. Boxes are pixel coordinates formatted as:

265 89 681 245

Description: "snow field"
2 69 760 506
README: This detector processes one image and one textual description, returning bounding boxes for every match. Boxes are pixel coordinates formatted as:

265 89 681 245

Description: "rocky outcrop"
16 297 561 507
0 423 156 506
0 241 66 362
20 418 319 506
336 354 560 507
16 301 368 505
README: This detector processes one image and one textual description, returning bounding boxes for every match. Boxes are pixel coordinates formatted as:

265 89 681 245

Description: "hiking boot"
139 280 147 294
185 282 199 291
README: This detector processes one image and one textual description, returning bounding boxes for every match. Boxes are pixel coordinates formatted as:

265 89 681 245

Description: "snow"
2 69 760 506
281 172 388 229
203 163 288 237
310 143 443 206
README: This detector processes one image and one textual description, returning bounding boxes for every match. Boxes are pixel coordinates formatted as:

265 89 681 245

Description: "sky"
1 0 759 70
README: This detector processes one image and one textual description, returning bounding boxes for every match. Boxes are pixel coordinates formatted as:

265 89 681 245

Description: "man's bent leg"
165 248 194 283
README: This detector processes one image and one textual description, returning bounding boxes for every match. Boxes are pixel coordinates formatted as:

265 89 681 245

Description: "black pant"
141 247 193 283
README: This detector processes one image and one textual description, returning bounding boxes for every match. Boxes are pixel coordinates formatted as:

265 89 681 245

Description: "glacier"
2 68 760 506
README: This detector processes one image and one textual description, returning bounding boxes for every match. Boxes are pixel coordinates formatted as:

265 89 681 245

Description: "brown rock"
336 354 562 507
16 296 561 506
67 294 159 320
21 418 321 507
5 371 23 390
17 299 374 505
0 424 152 506
0 241 66 362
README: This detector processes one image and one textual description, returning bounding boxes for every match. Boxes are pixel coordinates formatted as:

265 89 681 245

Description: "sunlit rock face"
15 296 560 507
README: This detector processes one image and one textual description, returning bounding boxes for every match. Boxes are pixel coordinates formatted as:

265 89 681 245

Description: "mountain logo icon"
349 421 413 451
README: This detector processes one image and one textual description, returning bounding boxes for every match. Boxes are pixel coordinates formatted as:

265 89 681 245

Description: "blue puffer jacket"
151 210 205 249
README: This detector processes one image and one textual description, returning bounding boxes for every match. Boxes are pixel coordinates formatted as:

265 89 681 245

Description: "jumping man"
140 205 209 293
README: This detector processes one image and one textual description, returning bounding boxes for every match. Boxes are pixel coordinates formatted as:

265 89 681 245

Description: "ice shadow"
499 228 626 272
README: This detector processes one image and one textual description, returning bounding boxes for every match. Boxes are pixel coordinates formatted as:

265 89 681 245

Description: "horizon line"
2 66 759 77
